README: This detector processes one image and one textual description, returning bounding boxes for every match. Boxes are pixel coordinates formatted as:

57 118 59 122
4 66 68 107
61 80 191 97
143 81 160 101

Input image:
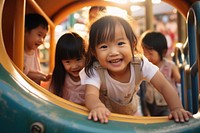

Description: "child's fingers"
36 73 46 80
183 114 189 122
97 112 108 123
170 110 192 123
88 112 92 120
177 112 184 123
93 111 99 122
170 112 179 122
183 111 193 121
186 111 193 117
102 110 111 123
88 110 110 123
46 74 52 80
105 110 111 118
39 73 51 81
88 111 98 122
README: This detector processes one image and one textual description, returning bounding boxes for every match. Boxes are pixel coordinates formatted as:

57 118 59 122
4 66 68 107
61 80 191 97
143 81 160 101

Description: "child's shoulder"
93 61 104 70
163 58 175 66
131 54 143 65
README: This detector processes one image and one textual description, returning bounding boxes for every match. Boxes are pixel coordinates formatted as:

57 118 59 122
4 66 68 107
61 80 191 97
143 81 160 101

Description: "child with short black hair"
24 13 51 85
141 31 181 116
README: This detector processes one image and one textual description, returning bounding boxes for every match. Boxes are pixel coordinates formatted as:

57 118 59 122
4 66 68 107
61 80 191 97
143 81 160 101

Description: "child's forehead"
108 23 127 39
114 23 126 35
96 24 127 44
34 26 48 33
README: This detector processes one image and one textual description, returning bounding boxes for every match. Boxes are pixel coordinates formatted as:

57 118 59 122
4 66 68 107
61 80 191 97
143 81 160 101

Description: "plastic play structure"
0 0 199 132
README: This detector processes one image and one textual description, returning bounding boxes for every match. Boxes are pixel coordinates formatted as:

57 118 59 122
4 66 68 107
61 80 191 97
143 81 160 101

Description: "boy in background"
24 13 51 85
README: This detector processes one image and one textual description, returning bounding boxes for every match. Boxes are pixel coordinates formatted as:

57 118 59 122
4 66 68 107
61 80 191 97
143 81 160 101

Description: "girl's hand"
42 73 52 81
37 72 51 81
88 106 111 123
27 71 51 84
168 107 193 123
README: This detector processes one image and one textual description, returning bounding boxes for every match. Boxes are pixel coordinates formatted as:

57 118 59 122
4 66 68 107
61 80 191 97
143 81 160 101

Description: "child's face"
25 26 48 50
62 57 85 81
94 24 132 74
142 46 160 66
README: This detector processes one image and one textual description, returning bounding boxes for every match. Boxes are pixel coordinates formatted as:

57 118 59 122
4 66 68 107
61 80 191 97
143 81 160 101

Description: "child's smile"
95 23 132 73
108 58 123 67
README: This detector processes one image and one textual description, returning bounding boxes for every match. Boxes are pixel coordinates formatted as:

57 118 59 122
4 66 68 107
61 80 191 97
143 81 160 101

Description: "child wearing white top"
79 15 192 123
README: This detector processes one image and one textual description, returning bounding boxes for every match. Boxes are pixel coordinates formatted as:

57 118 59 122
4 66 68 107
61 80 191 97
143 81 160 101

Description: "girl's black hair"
142 31 168 60
25 13 48 31
85 15 137 77
49 32 86 96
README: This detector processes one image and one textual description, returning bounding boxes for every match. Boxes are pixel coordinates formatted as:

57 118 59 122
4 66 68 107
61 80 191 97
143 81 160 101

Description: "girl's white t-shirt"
79 56 158 104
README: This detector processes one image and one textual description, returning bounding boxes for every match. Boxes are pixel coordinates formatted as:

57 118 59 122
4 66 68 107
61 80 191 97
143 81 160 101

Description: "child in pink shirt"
24 13 51 85
141 31 181 116
49 32 86 105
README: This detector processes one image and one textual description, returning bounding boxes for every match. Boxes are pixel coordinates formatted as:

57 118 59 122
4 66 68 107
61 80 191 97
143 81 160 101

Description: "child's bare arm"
150 71 192 122
85 84 111 123
27 71 50 84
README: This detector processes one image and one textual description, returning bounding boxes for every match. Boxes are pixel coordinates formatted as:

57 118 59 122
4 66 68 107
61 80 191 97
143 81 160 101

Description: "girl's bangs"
96 22 116 45
61 45 84 60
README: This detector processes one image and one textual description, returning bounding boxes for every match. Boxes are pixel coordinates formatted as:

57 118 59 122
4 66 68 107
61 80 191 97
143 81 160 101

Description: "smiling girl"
80 15 192 123
49 32 86 105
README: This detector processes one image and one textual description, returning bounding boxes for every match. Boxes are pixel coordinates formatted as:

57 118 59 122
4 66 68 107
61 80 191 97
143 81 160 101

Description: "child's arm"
27 71 51 85
150 71 193 122
85 84 111 123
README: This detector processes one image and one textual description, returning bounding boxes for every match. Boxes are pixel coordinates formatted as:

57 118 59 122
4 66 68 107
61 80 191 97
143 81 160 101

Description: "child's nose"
109 47 119 56
71 63 78 69
39 37 44 44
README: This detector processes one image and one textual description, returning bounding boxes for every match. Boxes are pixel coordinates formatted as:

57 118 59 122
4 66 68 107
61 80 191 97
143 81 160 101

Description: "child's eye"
38 33 46 39
76 58 83 61
99 45 107 49
118 42 125 46
65 60 70 64
38 34 42 37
